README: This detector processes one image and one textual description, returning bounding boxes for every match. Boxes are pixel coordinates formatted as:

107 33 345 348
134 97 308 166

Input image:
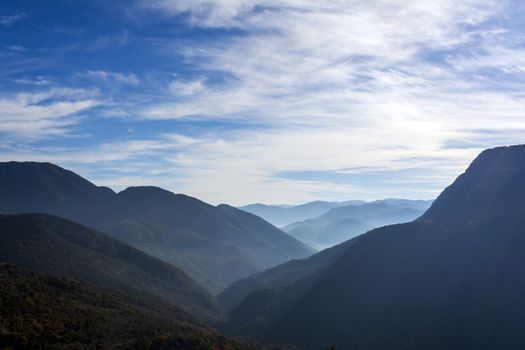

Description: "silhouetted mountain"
0 161 114 220
421 145 525 222
0 162 314 293
240 200 365 227
0 263 296 350
223 145 525 349
284 200 431 248
0 213 220 322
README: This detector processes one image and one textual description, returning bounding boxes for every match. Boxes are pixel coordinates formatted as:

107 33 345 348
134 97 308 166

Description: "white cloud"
7 45 27 52
0 13 27 26
5 1 525 205
126 0 525 204
0 88 101 138
79 70 140 85
169 79 206 96
13 76 55 86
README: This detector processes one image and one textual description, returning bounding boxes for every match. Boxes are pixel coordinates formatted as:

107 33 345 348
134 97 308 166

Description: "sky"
1 0 525 205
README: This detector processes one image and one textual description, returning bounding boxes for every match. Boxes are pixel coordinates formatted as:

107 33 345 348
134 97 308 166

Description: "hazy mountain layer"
223 145 525 349
284 199 431 248
0 162 314 294
240 200 365 227
219 201 430 312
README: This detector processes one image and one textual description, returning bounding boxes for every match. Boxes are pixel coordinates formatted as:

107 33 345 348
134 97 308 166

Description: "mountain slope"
283 200 431 248
0 162 314 294
223 145 525 349
0 263 294 350
217 236 362 312
240 200 365 227
0 161 114 221
0 213 220 322
94 188 314 293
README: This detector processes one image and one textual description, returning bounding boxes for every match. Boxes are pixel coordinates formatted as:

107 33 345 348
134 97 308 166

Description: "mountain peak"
422 145 525 222
0 161 114 215
119 185 172 196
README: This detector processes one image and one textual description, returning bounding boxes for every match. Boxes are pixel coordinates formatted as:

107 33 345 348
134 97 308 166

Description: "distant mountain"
240 200 365 227
0 213 220 322
94 189 314 293
284 200 431 248
223 145 525 349
218 201 430 312
0 263 294 350
0 162 314 294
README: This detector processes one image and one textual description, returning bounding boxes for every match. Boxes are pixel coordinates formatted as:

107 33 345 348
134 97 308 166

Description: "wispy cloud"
0 13 26 26
77 70 140 86
128 0 525 203
13 76 55 86
169 78 206 96
0 87 101 138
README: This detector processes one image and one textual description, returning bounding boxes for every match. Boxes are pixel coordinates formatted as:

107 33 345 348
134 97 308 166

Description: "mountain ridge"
0 161 314 294
0 213 221 322
283 200 431 248
222 145 525 349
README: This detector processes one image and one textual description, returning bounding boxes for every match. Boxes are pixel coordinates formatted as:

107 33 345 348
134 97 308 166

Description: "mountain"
0 263 295 350
223 145 525 349
0 161 114 221
217 236 362 312
240 200 365 227
218 201 429 312
283 200 431 248
0 213 220 322
0 162 314 293
94 189 315 293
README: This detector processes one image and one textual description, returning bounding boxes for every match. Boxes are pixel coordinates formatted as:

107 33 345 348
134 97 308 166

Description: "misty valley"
2 1 525 349
2 145 525 349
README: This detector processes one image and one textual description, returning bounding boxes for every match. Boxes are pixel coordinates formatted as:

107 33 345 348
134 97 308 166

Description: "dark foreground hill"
0 213 220 322
223 145 525 350
0 162 313 293
0 263 296 350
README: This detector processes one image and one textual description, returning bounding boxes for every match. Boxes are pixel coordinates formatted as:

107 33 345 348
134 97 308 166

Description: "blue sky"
2 0 525 205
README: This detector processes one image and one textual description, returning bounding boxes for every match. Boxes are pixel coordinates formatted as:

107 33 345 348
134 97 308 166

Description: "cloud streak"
77 70 140 86
122 0 525 203
0 13 26 26
0 87 101 138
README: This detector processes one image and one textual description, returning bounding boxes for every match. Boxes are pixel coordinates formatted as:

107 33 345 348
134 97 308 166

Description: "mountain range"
4 145 525 349
283 199 432 248
0 162 314 293
218 199 432 311
222 145 525 349
240 200 365 227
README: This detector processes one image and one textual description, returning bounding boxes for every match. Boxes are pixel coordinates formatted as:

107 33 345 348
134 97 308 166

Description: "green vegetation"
0 213 221 322
0 162 314 294
0 263 296 350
